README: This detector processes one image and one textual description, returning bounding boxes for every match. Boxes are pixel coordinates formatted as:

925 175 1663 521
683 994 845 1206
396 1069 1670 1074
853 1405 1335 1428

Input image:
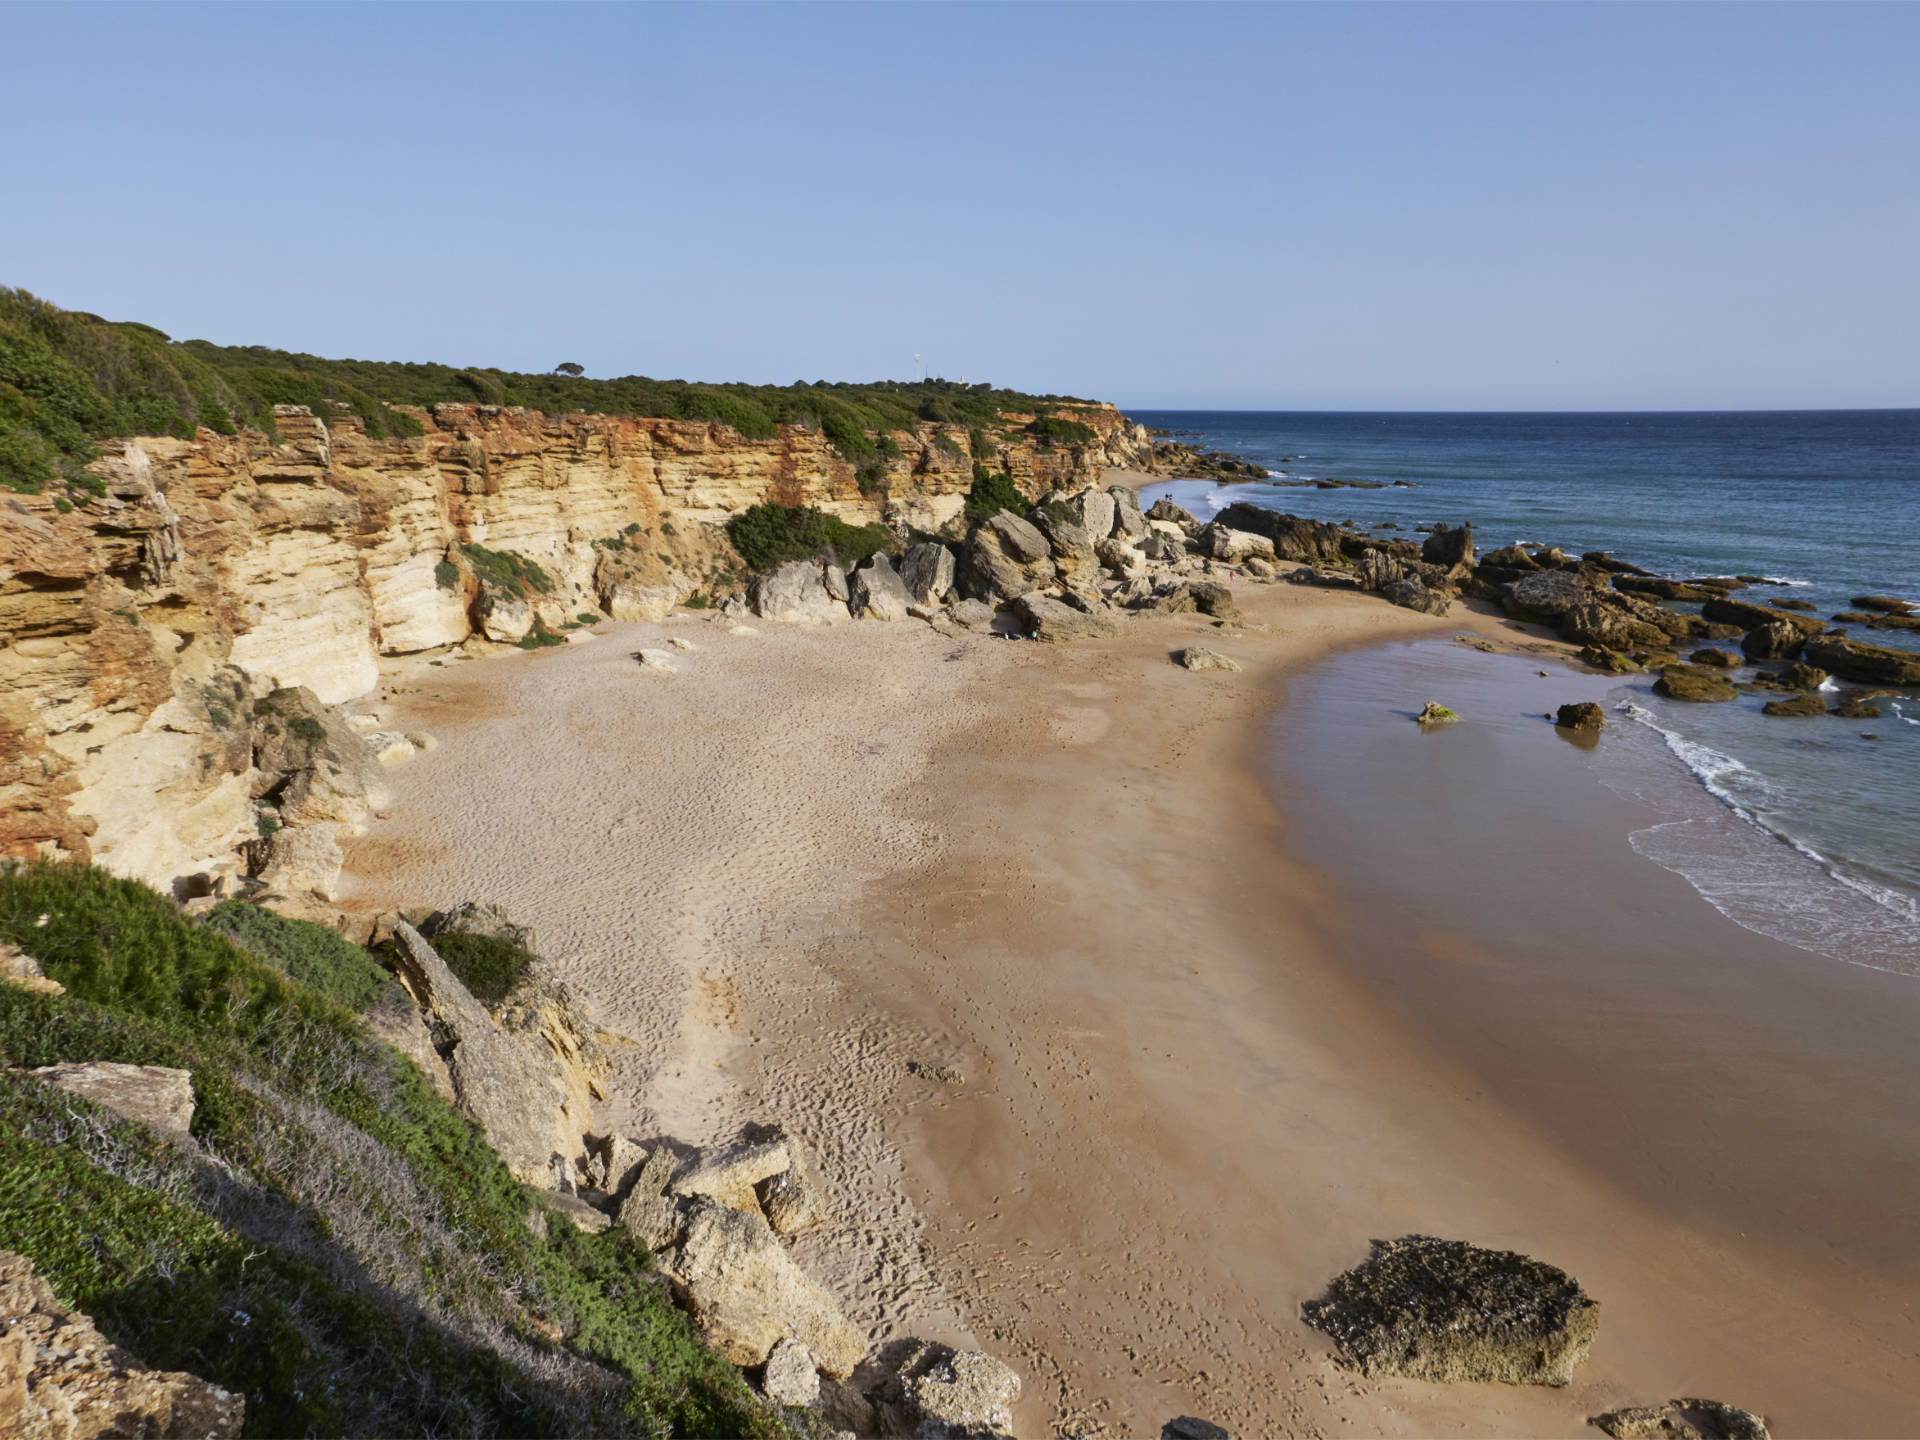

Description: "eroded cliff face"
0 400 1151 889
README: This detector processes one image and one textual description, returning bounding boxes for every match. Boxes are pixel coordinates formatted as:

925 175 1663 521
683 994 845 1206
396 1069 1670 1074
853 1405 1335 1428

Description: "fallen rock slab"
877 1340 1022 1439
26 1061 195 1136
661 1196 865 1379
1301 1235 1599 1386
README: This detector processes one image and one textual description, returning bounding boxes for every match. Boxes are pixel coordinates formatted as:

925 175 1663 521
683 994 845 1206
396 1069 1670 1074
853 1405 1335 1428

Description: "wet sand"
341 577 1920 1437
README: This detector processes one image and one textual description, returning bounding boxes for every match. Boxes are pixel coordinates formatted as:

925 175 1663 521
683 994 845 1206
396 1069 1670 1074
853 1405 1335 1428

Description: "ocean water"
1134 409 1920 975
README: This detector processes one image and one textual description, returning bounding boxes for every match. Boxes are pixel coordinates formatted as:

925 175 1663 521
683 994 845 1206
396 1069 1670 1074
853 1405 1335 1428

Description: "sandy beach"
340 552 1920 1437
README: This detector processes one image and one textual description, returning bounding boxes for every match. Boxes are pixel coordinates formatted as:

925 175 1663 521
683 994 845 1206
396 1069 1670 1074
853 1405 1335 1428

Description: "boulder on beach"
850 554 911 621
1556 702 1606 731
1589 1398 1771 1440
1688 648 1739 669
1502 569 1599 625
751 562 845 623
874 1341 1022 1440
900 542 957 607
1176 647 1241 673
1382 577 1451 615
1420 522 1474 568
1301 1235 1599 1387
1013 593 1119 643
1188 579 1239 618
1414 702 1461 725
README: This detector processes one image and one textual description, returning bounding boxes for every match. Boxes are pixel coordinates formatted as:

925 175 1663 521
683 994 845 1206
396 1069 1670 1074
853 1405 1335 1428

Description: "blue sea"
1134 409 1920 973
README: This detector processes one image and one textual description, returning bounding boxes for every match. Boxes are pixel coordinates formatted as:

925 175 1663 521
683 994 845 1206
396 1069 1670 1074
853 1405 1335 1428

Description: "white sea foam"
1616 701 1920 971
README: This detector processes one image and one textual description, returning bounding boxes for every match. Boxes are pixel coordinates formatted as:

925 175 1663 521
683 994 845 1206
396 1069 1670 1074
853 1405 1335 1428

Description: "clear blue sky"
6 2 1916 410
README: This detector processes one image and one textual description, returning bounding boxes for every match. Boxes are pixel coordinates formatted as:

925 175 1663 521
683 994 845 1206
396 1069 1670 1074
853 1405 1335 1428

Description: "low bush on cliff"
1026 414 1097 449
429 930 537 1006
964 463 1031 525
727 502 894 572
0 286 1101 490
462 542 554 596
202 899 393 1012
0 859 790 1438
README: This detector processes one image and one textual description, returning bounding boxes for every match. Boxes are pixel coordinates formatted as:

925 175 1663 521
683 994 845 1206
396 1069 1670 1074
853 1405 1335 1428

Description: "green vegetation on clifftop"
0 859 792 1438
1 284 1096 495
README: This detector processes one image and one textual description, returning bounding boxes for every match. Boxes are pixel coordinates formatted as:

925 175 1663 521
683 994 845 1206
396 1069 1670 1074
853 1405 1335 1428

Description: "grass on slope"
0 858 792 1439
1 284 1095 496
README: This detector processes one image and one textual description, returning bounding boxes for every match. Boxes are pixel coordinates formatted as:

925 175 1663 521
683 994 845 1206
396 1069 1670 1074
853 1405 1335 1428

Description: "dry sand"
342 570 1920 1437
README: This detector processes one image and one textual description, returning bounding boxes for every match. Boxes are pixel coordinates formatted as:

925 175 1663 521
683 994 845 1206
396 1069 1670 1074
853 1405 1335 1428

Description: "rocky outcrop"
1302 1235 1599 1386
0 1250 243 1439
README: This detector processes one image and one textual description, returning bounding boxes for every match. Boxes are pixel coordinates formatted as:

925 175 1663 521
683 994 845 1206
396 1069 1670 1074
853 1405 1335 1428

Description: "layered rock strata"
1 402 1150 889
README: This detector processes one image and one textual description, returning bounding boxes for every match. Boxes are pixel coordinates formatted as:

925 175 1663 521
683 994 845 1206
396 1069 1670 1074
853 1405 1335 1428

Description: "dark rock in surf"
1777 662 1827 691
1556 702 1606 731
1801 634 1920 686
1741 620 1806 662
1381 577 1451 616
1701 596 1824 637
1762 693 1827 717
1688 648 1739 669
1578 646 1642 673
1655 665 1737 703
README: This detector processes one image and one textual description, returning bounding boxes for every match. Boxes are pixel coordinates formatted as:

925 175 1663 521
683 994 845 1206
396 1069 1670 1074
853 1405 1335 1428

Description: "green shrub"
202 900 392 1012
964 464 1030 525
433 558 460 589
726 503 894 572
462 543 552 595
429 931 536 1005
1025 414 1097 448
514 620 567 650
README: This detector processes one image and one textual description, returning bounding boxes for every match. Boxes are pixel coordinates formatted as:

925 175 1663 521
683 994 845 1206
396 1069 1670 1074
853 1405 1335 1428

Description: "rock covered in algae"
1414 701 1461 725
1301 1235 1600 1386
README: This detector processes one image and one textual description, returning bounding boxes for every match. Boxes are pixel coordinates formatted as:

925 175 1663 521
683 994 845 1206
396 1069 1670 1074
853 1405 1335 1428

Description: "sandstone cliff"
0 401 1150 890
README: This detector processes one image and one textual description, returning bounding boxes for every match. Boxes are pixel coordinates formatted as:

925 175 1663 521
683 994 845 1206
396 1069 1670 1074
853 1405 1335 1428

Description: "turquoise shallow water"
1135 409 1920 972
